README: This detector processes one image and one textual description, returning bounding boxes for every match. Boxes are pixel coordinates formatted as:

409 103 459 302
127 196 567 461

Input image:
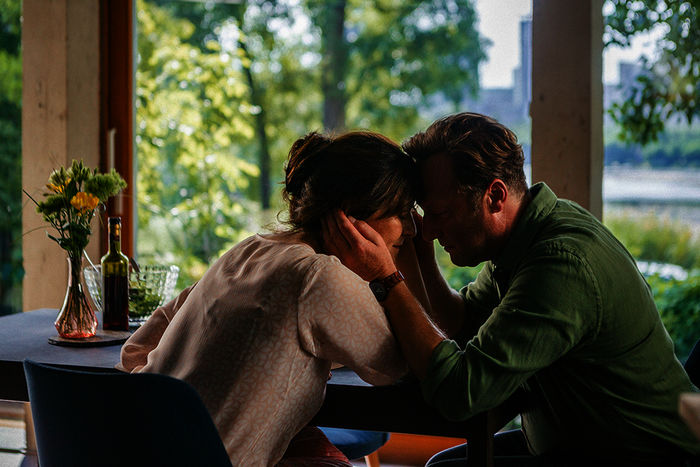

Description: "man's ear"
485 179 508 213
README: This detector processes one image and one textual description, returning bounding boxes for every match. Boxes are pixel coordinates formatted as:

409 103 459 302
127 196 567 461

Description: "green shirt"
422 182 699 461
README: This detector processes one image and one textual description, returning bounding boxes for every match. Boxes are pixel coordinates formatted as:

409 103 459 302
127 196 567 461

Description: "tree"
604 0 699 145
309 0 487 136
136 0 261 285
148 0 320 210
0 0 22 315
149 0 487 201
316 0 348 131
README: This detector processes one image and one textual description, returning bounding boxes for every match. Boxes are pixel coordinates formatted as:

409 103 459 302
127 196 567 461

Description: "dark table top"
0 308 126 401
0 309 501 466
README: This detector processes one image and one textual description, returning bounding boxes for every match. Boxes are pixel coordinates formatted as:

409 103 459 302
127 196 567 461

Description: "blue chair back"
23 359 232 467
319 427 389 460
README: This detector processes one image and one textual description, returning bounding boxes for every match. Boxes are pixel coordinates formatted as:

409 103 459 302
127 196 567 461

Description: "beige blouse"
118 234 406 466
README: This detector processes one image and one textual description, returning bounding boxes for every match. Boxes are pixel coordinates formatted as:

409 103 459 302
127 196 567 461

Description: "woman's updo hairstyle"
282 131 415 233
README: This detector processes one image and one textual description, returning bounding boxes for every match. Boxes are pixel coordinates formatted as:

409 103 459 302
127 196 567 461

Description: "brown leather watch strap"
381 270 405 290
369 270 405 302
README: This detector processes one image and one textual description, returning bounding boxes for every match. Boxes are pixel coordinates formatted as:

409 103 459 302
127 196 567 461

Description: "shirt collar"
494 182 557 272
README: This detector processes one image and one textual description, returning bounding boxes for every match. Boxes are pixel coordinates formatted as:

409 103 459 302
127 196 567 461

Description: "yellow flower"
70 192 99 213
46 178 70 193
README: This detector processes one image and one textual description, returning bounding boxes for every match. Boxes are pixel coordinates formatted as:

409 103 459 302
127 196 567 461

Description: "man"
323 113 699 466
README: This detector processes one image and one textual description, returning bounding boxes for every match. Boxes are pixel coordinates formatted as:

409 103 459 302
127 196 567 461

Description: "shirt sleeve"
296 256 407 386
456 262 501 344
117 283 197 373
422 245 601 421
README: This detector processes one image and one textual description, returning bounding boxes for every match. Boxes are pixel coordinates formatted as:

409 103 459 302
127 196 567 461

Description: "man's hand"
322 210 396 282
407 210 468 338
410 210 436 264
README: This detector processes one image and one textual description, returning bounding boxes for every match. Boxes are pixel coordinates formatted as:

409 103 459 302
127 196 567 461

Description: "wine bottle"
101 217 129 330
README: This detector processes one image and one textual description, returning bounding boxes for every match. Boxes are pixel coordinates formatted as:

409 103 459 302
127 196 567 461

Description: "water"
603 167 700 235
604 167 700 204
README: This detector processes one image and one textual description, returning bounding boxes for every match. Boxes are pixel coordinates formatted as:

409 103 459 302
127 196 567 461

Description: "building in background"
428 17 651 131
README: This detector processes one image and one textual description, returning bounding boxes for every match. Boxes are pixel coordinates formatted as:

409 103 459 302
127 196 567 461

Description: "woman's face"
365 210 417 262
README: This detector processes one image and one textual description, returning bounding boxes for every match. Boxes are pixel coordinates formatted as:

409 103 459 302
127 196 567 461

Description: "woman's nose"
402 214 417 238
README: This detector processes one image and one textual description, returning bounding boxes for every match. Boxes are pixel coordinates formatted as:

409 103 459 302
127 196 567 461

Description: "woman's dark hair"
402 112 528 201
282 131 415 233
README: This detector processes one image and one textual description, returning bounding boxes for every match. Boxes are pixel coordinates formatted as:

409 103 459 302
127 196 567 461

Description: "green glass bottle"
101 217 129 330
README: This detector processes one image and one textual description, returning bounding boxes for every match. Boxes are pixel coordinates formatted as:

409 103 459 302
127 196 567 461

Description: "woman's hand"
321 210 396 282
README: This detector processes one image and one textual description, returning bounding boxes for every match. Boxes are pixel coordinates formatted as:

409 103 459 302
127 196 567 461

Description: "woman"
118 131 417 466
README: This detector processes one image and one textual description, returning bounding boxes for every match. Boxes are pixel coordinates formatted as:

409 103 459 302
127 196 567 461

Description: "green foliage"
84 170 130 203
604 212 700 270
136 0 263 287
647 274 700 361
343 0 487 138
435 244 484 290
30 160 126 257
604 0 699 145
0 0 21 315
604 125 700 167
642 128 700 168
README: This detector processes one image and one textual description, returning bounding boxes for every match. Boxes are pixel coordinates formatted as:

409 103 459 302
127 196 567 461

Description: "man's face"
418 153 494 267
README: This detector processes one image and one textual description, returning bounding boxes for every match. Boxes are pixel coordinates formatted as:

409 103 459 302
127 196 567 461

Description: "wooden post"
531 0 604 219
101 0 135 258
22 0 101 312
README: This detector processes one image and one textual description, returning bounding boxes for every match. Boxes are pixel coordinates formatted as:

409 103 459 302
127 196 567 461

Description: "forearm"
117 283 196 372
382 281 446 380
415 246 467 338
395 240 432 313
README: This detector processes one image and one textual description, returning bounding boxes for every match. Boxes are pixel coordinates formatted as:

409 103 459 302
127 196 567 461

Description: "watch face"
369 281 388 302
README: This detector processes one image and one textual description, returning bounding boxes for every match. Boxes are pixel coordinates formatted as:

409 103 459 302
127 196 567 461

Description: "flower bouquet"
26 160 126 338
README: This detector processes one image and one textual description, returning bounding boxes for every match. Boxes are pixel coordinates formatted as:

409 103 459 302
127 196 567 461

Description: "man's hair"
402 112 528 201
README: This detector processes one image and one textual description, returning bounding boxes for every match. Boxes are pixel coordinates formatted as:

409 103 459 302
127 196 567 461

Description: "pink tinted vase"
55 254 98 338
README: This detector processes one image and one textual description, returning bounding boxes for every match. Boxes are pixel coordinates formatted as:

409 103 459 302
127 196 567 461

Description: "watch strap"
380 270 405 291
369 270 405 302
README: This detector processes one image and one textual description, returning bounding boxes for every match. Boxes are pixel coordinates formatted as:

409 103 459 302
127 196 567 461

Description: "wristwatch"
369 271 405 302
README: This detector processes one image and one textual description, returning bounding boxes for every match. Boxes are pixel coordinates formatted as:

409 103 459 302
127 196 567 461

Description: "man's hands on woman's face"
322 210 397 282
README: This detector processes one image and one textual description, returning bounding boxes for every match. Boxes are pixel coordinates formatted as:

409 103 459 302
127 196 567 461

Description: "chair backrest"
685 339 700 388
23 359 232 467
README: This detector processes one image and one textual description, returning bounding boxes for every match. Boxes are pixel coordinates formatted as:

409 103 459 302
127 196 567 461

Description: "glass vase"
55 253 98 338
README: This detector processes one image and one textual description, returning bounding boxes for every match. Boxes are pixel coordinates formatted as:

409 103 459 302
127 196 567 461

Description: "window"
0 1 22 315
602 0 700 359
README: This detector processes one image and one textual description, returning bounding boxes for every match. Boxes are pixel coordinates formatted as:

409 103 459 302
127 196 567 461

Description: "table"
0 309 510 467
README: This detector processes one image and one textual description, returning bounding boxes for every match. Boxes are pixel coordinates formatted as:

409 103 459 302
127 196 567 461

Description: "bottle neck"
108 224 122 254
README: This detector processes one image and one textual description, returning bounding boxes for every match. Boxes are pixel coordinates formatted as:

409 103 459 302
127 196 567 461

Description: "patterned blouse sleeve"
297 256 407 386
117 282 197 372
